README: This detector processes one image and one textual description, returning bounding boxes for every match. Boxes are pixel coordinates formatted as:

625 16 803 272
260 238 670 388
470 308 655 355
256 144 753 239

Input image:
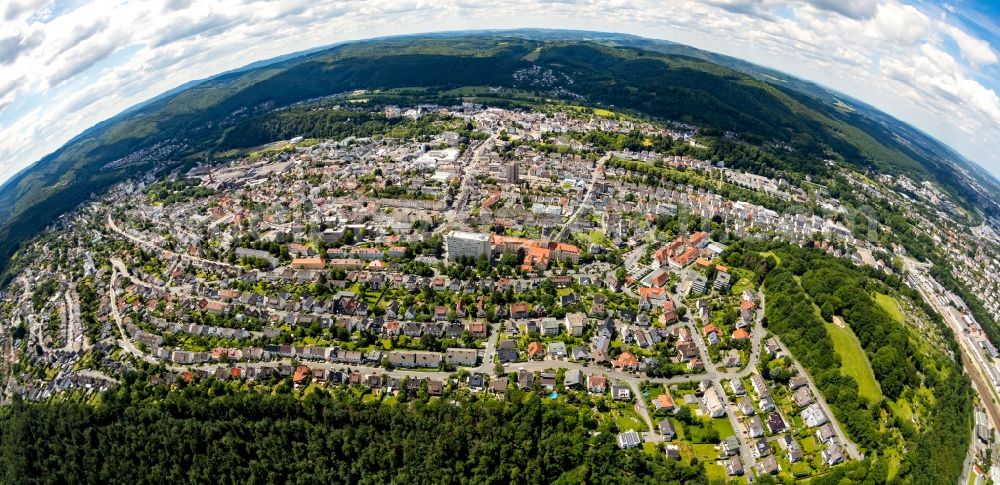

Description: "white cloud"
0 0 999 182
865 2 932 44
944 23 998 66
804 0 878 20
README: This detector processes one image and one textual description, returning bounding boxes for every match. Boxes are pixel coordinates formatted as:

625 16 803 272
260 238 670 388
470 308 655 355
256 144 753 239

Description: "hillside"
0 30 995 278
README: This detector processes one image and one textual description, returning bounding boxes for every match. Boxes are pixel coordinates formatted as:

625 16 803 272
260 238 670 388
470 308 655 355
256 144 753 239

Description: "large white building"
446 231 491 261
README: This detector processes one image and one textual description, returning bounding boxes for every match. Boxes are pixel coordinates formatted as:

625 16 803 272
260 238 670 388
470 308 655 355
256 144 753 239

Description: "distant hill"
0 29 997 277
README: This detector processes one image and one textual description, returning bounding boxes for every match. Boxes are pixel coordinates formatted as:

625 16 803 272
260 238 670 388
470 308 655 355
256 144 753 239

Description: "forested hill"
0 31 995 278
0 381 706 484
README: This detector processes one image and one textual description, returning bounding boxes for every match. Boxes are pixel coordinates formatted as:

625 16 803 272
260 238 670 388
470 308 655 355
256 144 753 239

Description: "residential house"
702 387 726 418
611 385 632 401
753 439 771 458
445 348 479 367
517 369 535 389
489 377 508 395
540 318 562 336
793 387 814 407
658 419 676 440
617 430 641 449
723 349 741 368
816 423 836 444
727 456 744 476
757 455 779 475
565 312 587 337
527 341 545 360
653 393 676 413
802 403 828 428
747 416 765 438
822 443 845 466
588 374 607 394
767 412 787 434
730 379 747 396
564 369 583 389
547 341 567 359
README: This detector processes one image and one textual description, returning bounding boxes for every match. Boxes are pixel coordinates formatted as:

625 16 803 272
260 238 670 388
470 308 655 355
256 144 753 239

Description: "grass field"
875 292 905 325
801 436 819 453
642 442 660 456
587 230 610 244
611 408 645 431
730 268 755 296
759 251 782 266
705 464 727 483
826 321 884 404
712 418 735 438
690 443 719 462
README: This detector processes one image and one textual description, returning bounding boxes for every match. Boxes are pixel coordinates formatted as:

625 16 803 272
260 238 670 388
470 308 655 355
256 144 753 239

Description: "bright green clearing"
875 292 905 325
642 442 660 456
611 408 645 431
705 464 727 483
759 251 782 266
712 418 735 437
587 230 610 244
801 436 819 453
884 448 902 481
825 321 884 404
690 443 719 462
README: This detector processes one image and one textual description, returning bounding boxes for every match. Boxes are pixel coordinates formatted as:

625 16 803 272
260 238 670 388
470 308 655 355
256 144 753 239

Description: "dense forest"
219 109 457 149
0 379 706 484
722 241 971 484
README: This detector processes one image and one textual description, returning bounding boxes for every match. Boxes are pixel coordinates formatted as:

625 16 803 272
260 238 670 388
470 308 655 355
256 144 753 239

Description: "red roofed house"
527 341 545 360
661 300 677 324
654 393 676 412
614 351 640 370
291 257 325 270
293 365 311 386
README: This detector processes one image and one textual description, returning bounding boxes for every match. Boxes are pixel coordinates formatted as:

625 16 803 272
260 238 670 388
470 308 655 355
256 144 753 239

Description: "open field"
875 292 905 325
825 321 884 404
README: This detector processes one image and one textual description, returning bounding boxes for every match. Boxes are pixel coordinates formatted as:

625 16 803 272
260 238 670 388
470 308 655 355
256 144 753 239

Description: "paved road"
772 337 861 460
435 135 497 235
555 154 608 241
108 266 158 365
108 212 240 271
61 288 85 353
104 207 866 470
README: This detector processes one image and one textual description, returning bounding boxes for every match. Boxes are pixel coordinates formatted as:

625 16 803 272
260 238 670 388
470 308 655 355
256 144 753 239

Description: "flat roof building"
446 231 490 262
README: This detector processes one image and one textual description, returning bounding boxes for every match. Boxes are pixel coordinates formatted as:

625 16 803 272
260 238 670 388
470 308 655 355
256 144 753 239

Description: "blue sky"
2 0 1000 184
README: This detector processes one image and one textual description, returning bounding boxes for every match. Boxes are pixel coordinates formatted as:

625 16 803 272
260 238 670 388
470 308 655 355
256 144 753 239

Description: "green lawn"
642 442 660 456
705 464 727 483
690 443 719 462
801 436 819 453
826 321 884 404
712 418 735 438
875 292 905 325
730 269 754 296
587 230 608 244
611 408 645 431
791 462 812 478
759 251 782 266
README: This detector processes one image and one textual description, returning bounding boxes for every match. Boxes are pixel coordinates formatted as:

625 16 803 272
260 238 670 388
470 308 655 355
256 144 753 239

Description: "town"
0 102 992 483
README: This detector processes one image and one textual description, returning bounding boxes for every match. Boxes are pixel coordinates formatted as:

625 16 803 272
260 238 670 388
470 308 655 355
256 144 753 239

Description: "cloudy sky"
2 0 1000 183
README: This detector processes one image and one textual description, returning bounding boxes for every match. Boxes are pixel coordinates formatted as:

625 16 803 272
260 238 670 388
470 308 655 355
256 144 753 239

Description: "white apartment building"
446 231 491 261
